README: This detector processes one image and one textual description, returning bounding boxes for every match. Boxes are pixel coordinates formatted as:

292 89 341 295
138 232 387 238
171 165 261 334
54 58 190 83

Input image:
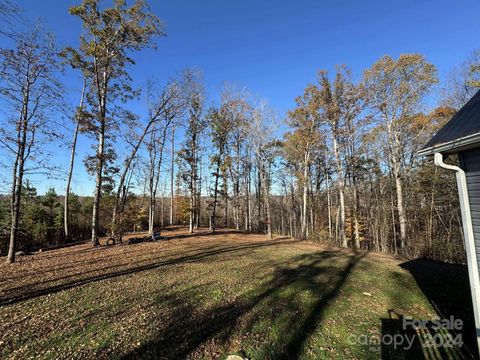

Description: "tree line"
0 0 479 264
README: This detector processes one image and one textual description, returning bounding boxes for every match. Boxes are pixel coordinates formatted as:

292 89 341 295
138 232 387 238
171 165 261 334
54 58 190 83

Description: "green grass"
0 230 474 359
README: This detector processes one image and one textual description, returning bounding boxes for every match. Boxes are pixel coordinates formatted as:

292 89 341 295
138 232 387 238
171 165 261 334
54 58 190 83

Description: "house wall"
460 148 480 274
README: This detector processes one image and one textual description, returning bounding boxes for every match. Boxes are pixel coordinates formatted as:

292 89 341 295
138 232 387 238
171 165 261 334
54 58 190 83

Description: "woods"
0 0 478 265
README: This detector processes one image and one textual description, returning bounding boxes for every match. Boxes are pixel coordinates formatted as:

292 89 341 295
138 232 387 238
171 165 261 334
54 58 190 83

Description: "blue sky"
5 0 480 195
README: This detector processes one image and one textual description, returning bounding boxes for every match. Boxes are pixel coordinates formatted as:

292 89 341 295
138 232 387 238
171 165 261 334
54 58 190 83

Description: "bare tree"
64 78 86 241
442 48 480 109
316 67 367 248
364 54 437 252
111 73 190 238
0 28 62 263
144 72 195 236
177 77 206 233
170 125 175 226
64 0 163 246
286 84 323 240
248 101 279 239
207 106 230 232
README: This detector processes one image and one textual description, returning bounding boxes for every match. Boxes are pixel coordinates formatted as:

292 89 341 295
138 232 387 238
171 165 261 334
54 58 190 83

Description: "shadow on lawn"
0 239 299 306
385 259 478 359
120 250 366 359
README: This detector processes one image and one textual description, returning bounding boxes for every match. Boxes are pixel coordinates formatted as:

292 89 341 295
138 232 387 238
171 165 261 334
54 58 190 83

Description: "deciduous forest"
0 0 479 265
3 1 480 359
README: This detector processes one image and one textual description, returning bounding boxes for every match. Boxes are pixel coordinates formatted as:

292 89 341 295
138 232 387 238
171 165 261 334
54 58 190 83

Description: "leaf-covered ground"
0 229 475 359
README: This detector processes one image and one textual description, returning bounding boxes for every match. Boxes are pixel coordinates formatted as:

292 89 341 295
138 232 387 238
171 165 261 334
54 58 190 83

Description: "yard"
0 229 476 359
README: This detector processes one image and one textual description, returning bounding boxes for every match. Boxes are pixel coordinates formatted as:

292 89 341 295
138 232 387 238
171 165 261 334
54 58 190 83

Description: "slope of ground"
0 228 475 359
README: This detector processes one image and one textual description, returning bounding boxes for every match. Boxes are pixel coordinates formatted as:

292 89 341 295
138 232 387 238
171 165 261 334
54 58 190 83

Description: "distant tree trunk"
326 172 332 239
188 136 195 233
148 131 157 236
210 159 221 232
390 177 397 254
91 120 105 247
260 165 272 239
394 164 407 251
160 181 165 227
245 158 251 232
170 126 175 226
8 158 24 263
65 79 86 242
148 197 155 234
309 188 314 238
290 180 296 238
333 136 347 248
301 148 309 239
195 155 202 229
353 181 361 248
256 167 262 230
112 117 161 237
189 192 194 233
233 140 241 230
224 195 228 228
150 126 169 236
7 115 22 263
387 120 407 252
7 108 28 263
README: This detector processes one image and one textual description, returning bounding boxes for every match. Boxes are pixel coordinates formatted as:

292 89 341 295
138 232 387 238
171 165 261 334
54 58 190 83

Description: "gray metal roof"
421 89 480 155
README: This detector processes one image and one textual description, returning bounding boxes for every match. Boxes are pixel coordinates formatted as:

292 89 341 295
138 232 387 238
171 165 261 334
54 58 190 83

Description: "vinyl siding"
461 148 480 275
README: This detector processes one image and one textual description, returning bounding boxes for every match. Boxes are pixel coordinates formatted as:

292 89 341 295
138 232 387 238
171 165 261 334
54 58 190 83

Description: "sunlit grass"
0 229 471 359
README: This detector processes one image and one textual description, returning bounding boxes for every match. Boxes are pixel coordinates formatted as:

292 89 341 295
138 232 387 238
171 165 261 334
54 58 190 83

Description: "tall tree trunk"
387 121 407 253
210 159 221 232
309 188 314 238
7 124 21 263
333 136 347 248
234 140 241 230
65 79 86 242
7 84 30 263
8 157 24 263
290 180 296 238
160 181 165 228
195 154 202 229
148 196 156 235
189 133 197 233
256 167 261 230
150 128 168 236
112 116 170 237
353 179 361 249
224 195 228 228
91 122 105 247
245 159 251 232
260 166 272 239
326 172 332 240
301 149 309 239
390 177 397 254
170 126 175 226
189 191 194 233
148 136 156 236
393 163 407 251
189 145 195 233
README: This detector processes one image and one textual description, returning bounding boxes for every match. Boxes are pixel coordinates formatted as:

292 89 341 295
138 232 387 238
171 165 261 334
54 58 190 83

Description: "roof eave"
418 132 480 156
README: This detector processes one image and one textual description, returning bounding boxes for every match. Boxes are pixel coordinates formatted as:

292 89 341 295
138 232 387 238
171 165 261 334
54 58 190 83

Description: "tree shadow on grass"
398 259 478 359
0 239 299 306
119 250 366 359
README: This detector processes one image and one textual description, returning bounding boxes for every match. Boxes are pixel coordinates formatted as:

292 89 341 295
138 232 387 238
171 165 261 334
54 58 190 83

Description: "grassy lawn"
0 229 475 359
